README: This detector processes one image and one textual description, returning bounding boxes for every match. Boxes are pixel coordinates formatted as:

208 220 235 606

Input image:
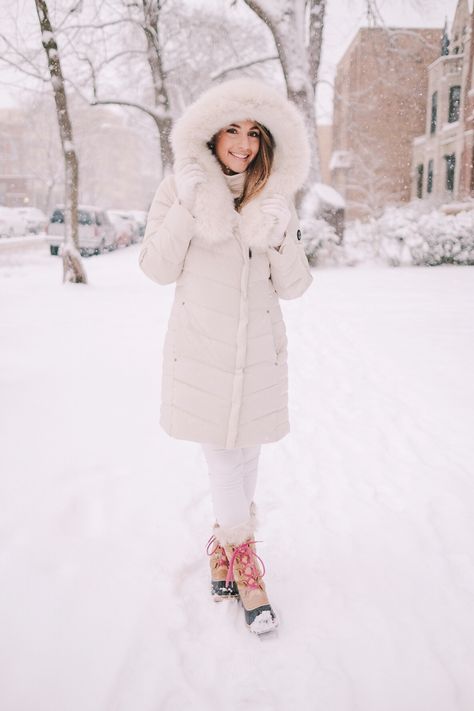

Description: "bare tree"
81 0 174 172
34 0 86 284
242 0 326 185
70 0 275 175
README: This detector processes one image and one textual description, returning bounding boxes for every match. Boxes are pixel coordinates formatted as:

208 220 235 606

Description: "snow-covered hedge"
302 203 474 267
300 215 345 267
378 205 474 266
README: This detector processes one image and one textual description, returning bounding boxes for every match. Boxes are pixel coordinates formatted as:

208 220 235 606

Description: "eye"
226 128 238 134
249 131 260 138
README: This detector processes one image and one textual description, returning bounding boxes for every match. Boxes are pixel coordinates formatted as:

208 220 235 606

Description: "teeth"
231 152 249 159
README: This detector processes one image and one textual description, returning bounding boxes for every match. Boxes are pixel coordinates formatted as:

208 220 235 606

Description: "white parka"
139 78 313 448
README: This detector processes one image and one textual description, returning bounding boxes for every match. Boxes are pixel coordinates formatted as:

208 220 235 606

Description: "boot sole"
212 593 240 602
211 580 240 601
245 605 279 635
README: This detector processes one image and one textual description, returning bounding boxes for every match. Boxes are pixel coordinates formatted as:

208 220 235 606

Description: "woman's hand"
260 194 292 248
175 160 206 212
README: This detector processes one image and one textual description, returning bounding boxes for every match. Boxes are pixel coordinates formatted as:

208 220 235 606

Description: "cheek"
251 140 260 158
215 135 231 159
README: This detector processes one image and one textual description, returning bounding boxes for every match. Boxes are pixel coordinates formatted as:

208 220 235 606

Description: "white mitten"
260 194 292 248
174 160 206 212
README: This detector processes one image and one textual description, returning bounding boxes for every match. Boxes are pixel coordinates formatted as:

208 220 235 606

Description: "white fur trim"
213 515 257 547
170 78 310 250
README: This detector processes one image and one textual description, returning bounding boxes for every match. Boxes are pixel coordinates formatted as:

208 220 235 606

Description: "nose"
237 134 250 151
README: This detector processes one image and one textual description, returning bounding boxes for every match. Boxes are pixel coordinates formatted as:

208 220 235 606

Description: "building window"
430 92 438 134
445 153 456 191
448 85 461 123
427 159 434 193
416 164 424 198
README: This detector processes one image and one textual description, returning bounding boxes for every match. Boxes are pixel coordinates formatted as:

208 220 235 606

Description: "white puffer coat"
139 78 313 448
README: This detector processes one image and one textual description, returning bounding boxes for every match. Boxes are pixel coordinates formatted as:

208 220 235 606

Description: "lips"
230 152 250 160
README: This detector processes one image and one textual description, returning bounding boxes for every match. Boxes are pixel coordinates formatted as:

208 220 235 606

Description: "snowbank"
1 246 474 710
301 202 474 267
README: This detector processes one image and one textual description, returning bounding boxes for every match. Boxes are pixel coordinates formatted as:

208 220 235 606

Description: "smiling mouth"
230 152 250 160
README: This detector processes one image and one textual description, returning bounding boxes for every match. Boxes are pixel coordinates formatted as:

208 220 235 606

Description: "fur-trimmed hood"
170 78 310 250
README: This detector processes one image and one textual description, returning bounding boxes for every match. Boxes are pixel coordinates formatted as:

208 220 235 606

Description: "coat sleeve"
138 175 195 285
268 202 313 300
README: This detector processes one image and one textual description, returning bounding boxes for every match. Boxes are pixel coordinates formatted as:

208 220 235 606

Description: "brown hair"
207 121 275 211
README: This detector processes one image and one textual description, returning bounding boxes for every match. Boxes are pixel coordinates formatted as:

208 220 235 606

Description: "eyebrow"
229 123 260 131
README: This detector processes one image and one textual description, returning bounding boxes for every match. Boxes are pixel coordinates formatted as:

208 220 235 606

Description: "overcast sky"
0 0 461 121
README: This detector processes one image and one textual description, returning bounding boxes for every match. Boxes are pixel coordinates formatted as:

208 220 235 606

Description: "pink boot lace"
225 540 266 590
206 535 227 564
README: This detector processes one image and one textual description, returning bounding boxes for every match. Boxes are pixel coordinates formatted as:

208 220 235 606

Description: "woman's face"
214 119 260 173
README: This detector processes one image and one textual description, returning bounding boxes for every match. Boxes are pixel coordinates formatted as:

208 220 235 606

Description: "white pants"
201 444 261 528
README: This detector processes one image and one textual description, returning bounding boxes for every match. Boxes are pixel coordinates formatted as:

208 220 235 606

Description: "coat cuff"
268 227 313 299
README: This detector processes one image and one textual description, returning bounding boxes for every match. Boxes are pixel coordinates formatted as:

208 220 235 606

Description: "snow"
440 201 474 214
442 120 459 132
1 244 474 710
0 234 47 252
304 204 474 268
329 149 352 170
41 30 54 44
305 182 346 211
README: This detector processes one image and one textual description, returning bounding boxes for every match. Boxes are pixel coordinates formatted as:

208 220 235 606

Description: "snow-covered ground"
1 244 473 711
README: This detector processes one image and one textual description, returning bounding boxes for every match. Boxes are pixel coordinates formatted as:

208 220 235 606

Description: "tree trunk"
141 0 174 171
243 0 324 188
34 0 87 284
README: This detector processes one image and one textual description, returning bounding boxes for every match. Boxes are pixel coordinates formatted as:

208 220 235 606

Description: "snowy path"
1 245 473 711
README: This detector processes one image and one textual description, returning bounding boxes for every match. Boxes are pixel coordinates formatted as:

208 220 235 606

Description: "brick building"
412 0 474 204
331 27 441 220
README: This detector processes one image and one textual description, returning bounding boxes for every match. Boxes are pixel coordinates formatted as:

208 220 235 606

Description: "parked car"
47 205 115 256
107 210 134 248
125 210 147 239
13 207 48 234
108 210 141 243
0 206 27 238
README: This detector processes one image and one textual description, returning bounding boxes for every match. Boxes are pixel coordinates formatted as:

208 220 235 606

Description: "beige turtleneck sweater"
224 171 246 199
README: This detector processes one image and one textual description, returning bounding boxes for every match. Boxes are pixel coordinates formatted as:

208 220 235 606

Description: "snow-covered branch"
211 54 279 81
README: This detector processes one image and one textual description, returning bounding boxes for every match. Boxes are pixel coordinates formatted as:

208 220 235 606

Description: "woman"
139 78 313 635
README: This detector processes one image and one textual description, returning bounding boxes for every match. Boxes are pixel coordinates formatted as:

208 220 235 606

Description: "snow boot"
206 501 258 601
214 507 278 635
206 531 239 600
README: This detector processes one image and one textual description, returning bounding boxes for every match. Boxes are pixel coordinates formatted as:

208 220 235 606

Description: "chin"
228 162 249 173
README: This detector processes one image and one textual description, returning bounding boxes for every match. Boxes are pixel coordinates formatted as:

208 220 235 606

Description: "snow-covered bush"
300 183 349 266
300 215 351 267
341 203 474 267
414 210 474 266
377 204 474 266
376 204 428 266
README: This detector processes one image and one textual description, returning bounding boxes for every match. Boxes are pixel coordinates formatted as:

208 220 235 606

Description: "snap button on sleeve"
296 229 302 240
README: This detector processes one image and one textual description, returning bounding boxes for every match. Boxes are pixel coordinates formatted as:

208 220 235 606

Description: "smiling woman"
214 121 261 172
138 77 313 636
207 119 275 212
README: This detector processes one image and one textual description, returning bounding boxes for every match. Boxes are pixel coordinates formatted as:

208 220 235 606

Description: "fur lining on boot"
212 501 259 546
213 515 257 547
